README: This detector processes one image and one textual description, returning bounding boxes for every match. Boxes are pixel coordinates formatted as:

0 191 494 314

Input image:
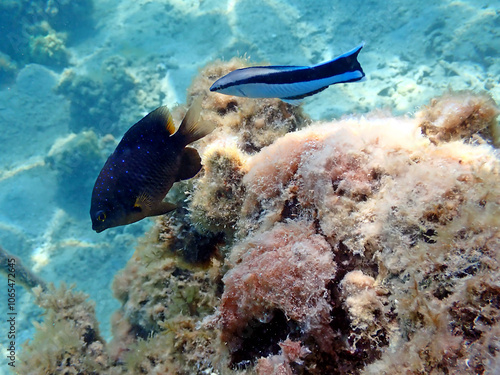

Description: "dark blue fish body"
210 43 365 103
90 99 214 233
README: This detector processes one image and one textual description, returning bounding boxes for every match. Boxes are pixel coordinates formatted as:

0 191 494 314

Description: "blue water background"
0 0 498 372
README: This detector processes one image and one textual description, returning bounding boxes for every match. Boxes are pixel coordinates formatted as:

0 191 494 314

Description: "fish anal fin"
135 192 177 216
149 201 177 217
177 147 202 181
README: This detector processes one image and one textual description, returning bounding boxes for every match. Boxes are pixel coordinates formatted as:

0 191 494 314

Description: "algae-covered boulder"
16 60 500 374
0 0 94 72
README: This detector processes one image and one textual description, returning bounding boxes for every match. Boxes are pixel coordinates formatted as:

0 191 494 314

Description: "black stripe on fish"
281 86 329 101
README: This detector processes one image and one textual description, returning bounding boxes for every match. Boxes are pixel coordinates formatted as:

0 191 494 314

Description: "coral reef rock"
56 56 138 135
17 63 500 375
219 221 336 365
417 91 499 145
18 283 109 375
0 0 94 72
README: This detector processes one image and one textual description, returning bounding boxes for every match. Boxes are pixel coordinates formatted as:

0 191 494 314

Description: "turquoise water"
0 0 499 373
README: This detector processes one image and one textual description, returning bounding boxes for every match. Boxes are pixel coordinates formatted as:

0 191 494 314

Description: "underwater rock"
44 0 95 38
113 89 500 374
15 63 59 97
189 141 247 237
156 208 225 265
17 283 109 375
17 62 500 374
256 338 310 375
417 90 499 145
0 51 17 84
56 57 138 135
214 91 499 373
46 131 104 218
28 21 70 67
0 245 46 292
0 0 93 71
107 223 222 374
186 58 310 245
118 315 218 375
219 221 336 366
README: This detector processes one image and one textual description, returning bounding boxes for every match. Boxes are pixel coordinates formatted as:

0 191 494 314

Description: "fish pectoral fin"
281 86 328 105
281 98 303 106
149 201 178 216
177 147 202 181
134 191 156 212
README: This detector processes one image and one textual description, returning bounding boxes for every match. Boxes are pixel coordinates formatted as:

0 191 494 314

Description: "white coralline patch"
31 209 67 272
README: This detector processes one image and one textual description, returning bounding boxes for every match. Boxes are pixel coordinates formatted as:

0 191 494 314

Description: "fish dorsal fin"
175 97 215 144
177 147 202 181
149 106 176 135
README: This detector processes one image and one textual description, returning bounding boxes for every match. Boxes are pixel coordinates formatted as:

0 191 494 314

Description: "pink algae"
219 221 336 354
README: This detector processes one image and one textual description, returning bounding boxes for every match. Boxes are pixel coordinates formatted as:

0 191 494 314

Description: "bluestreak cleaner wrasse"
210 43 365 104
90 98 214 233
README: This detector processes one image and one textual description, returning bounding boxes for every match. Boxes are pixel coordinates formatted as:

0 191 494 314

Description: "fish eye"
96 210 107 222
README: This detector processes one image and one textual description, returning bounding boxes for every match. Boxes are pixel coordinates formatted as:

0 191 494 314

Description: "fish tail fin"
344 42 365 75
176 97 215 144
313 43 366 83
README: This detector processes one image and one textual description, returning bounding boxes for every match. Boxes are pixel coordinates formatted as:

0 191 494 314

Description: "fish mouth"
92 224 105 233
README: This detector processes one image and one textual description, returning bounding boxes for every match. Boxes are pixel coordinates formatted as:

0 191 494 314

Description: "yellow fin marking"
151 106 176 135
165 113 176 135
134 192 154 210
